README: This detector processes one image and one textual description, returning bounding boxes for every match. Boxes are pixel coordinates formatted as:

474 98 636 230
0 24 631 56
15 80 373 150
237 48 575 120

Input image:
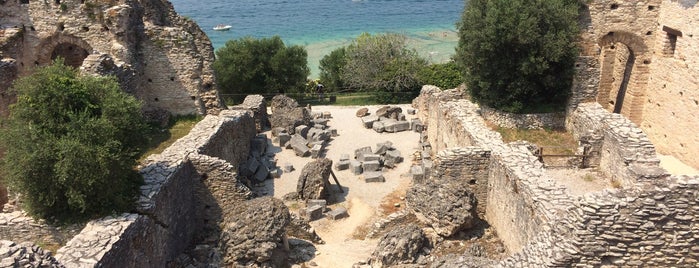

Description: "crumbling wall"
416 85 699 267
480 107 565 130
53 110 256 266
568 102 666 187
0 0 223 116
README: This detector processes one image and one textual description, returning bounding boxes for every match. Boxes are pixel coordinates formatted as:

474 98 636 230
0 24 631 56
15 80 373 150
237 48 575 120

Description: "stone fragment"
407 108 416 115
384 120 410 133
290 134 310 157
362 160 381 172
222 197 290 264
397 113 406 121
296 158 333 201
335 159 350 171
312 118 329 127
355 146 373 159
278 132 291 147
358 154 381 162
340 154 350 161
272 127 287 137
254 164 270 182
307 199 327 210
356 107 369 117
329 128 338 137
376 106 402 119
310 144 323 158
410 165 425 183
305 205 324 221
384 150 403 165
372 121 385 133
374 142 393 155
361 116 379 128
350 160 363 175
407 179 477 237
322 111 332 119
295 125 310 139
364 171 385 183
283 163 294 173
327 207 349 220
270 168 282 178
369 224 428 267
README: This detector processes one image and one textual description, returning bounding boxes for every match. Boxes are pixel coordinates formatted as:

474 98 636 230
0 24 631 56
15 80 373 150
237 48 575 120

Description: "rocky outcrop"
430 254 496 268
295 158 333 201
0 0 224 116
369 224 430 268
406 179 477 237
222 196 290 266
269 95 312 134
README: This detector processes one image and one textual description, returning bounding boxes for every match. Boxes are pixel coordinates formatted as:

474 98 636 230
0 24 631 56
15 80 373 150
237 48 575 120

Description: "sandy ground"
259 105 421 267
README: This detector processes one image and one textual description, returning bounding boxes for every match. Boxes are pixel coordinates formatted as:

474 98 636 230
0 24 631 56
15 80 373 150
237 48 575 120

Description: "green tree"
318 46 346 92
455 0 579 113
418 61 463 90
342 33 428 103
213 36 310 104
0 60 148 222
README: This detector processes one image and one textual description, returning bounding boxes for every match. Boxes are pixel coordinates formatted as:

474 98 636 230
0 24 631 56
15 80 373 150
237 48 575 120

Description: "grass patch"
490 124 577 155
138 115 202 162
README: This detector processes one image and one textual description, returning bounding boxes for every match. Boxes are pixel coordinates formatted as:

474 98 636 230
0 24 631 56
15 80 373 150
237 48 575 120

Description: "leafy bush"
455 0 579 113
0 60 148 223
318 46 346 92
213 36 310 104
418 61 463 90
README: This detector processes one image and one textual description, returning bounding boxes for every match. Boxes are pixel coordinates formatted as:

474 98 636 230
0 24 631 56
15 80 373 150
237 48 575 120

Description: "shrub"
213 36 310 104
455 0 579 113
0 60 148 223
418 61 463 90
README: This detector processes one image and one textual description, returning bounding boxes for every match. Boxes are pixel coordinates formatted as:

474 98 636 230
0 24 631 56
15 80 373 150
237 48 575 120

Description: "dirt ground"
259 104 421 267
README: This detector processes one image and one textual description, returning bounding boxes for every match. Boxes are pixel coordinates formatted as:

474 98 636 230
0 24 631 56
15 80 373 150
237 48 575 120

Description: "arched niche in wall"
596 31 650 124
36 33 93 69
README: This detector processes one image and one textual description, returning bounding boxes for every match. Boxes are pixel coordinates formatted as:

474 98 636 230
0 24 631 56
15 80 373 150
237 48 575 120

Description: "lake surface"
169 0 465 77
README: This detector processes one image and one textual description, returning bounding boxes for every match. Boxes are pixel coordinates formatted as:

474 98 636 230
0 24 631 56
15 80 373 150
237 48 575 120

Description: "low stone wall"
54 109 256 267
480 107 566 130
414 86 699 267
568 102 667 186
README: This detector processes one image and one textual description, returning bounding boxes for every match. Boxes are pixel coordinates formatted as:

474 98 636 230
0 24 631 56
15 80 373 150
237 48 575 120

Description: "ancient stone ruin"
0 0 225 118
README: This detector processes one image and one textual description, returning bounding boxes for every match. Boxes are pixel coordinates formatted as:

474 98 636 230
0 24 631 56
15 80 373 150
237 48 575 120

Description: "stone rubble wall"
432 147 491 217
54 109 256 267
0 211 83 250
567 102 667 187
415 87 699 267
415 87 574 253
480 107 566 130
0 0 223 116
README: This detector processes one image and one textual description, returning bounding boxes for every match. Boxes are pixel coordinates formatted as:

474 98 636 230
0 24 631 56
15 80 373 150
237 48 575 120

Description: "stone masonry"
0 0 224 116
414 86 699 267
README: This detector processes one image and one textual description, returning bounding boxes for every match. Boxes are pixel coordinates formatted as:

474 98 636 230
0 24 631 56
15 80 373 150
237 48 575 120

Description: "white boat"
213 24 232 31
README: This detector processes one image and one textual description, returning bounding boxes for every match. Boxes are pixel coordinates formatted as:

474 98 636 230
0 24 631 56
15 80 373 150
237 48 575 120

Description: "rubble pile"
356 106 423 133
269 95 337 159
238 134 282 186
335 141 404 183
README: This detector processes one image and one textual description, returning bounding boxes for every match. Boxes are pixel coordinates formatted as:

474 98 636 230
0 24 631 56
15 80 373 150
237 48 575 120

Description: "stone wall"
52 109 256 267
641 0 699 168
567 102 667 187
480 107 565 130
0 0 223 116
414 87 699 266
431 147 491 217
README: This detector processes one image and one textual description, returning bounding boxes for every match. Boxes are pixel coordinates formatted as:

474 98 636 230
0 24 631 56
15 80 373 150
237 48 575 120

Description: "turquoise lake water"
169 0 465 77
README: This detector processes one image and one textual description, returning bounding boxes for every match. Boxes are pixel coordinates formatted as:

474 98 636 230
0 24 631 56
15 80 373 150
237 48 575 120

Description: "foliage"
341 33 428 103
455 0 580 113
213 36 310 104
0 60 148 223
418 61 463 90
318 46 347 92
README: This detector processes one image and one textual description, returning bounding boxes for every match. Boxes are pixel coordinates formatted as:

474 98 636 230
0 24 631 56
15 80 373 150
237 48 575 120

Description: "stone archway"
596 31 650 124
36 34 93 68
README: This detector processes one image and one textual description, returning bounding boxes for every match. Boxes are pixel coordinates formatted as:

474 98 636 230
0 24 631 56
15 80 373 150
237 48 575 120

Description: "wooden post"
329 170 344 193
